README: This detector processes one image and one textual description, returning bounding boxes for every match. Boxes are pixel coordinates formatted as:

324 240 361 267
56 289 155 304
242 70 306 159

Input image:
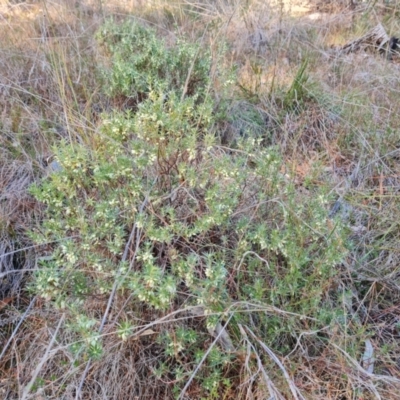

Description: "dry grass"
1 0 400 399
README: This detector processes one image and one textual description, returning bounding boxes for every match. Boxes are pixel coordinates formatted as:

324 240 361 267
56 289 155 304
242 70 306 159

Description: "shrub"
29 20 349 398
96 19 211 101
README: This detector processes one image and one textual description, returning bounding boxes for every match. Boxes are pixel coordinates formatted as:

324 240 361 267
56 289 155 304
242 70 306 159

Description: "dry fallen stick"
338 23 399 59
340 24 389 54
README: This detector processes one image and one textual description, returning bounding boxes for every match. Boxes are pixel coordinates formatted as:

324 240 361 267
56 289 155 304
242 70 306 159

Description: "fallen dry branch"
339 23 399 59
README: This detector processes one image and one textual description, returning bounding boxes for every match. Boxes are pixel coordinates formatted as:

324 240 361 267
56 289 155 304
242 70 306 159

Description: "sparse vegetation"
2 1 400 399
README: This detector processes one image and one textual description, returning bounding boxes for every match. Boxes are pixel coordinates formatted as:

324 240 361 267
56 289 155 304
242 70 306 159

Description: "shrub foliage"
29 20 349 397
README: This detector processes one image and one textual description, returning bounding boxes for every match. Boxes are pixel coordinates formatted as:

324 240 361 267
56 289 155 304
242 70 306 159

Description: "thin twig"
239 324 284 400
180 23 209 102
21 313 65 400
245 326 305 400
0 296 36 361
178 313 234 400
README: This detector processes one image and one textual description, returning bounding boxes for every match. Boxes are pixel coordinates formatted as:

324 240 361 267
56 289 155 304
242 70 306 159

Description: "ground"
1 1 400 399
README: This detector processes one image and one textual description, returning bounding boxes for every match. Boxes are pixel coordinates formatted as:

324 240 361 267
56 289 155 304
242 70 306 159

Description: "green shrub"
97 19 211 100
29 20 349 398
